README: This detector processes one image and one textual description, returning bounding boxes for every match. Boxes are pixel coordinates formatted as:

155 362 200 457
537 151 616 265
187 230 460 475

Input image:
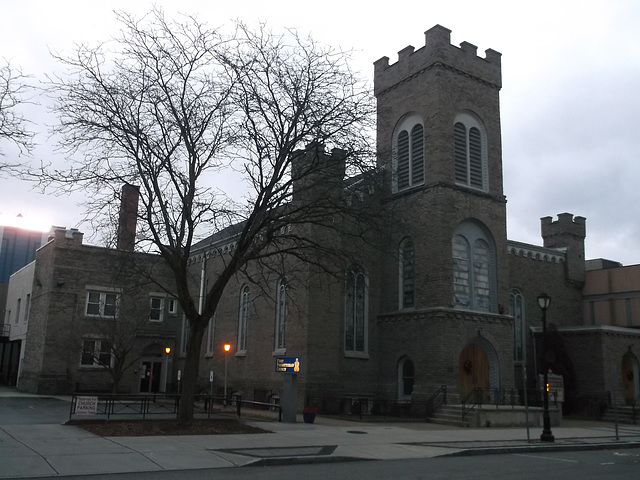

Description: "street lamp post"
537 293 555 443
223 343 231 406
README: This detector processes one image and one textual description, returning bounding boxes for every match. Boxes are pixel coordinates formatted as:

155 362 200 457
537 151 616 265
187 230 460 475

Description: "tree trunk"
177 317 207 423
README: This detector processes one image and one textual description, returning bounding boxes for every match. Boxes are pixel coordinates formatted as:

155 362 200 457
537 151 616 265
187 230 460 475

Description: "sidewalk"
1 389 639 478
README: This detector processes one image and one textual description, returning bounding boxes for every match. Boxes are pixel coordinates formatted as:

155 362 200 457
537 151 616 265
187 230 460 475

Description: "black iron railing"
425 385 447 418
69 393 281 421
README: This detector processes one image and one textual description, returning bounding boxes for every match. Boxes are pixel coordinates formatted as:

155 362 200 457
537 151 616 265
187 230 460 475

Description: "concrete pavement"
1 388 639 478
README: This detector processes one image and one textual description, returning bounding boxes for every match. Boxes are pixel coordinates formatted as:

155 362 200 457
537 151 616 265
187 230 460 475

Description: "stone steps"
602 406 637 425
427 405 471 428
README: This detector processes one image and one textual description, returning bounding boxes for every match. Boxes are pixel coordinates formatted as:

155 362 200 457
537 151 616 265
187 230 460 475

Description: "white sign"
209 371 214 382
75 396 98 415
177 370 181 381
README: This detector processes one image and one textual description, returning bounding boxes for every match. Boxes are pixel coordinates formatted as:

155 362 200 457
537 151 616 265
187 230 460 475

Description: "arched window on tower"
237 285 250 353
274 278 287 352
509 289 525 362
393 115 424 192
399 238 415 309
454 112 488 191
452 220 497 312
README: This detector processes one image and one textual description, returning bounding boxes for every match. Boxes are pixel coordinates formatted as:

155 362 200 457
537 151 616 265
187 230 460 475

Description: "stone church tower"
373 25 514 404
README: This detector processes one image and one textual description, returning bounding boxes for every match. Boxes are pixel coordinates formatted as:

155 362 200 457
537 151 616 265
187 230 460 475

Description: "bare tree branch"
40 8 379 422
0 60 34 166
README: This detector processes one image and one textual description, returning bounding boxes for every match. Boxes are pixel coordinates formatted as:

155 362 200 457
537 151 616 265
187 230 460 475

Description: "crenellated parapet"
541 213 586 244
507 240 566 264
373 24 501 97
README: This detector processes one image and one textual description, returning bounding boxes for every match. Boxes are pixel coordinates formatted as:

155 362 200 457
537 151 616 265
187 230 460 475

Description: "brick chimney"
117 184 139 251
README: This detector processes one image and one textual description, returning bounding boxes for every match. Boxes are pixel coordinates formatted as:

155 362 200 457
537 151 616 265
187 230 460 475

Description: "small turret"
291 143 346 203
541 213 586 284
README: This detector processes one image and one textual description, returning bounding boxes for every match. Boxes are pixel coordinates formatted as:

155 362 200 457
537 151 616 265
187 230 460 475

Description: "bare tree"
42 9 376 422
0 60 33 165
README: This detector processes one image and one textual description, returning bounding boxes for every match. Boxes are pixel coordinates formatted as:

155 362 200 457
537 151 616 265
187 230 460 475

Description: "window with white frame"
509 290 525 362
80 339 112 367
345 267 368 354
393 114 425 192
452 221 496 312
238 285 249 353
274 278 287 351
85 291 119 318
149 296 164 322
399 238 415 309
454 111 488 190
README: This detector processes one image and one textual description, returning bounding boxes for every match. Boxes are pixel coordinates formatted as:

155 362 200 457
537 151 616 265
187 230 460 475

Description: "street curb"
248 456 373 467
443 440 640 457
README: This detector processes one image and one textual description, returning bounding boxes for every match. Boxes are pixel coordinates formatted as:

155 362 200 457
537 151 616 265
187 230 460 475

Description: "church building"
186 25 640 417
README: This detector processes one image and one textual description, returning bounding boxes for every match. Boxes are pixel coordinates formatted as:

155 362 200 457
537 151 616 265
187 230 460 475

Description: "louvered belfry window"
395 118 424 192
454 115 486 190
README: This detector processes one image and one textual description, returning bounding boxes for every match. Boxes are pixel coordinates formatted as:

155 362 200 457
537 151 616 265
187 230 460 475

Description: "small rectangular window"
15 298 21 324
150 297 164 322
24 294 31 323
168 298 178 315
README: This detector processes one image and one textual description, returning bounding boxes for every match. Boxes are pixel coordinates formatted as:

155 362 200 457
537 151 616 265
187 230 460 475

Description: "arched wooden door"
459 344 490 401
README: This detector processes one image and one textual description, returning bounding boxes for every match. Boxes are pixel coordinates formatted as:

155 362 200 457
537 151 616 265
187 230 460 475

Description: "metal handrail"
461 387 482 421
633 393 640 424
425 385 447 418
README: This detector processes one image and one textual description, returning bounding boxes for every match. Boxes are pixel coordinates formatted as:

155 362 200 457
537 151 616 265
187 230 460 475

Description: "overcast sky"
1 0 639 265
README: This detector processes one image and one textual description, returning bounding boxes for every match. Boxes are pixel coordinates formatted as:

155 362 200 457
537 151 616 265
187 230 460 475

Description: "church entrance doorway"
459 343 490 402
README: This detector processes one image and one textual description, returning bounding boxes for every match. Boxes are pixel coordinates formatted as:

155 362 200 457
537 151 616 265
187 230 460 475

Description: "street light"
537 292 554 443
223 343 231 406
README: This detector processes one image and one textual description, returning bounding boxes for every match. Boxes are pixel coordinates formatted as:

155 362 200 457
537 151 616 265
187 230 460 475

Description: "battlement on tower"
541 213 586 242
373 25 501 96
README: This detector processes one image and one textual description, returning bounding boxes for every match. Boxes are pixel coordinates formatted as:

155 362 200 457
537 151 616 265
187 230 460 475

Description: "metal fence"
69 393 281 422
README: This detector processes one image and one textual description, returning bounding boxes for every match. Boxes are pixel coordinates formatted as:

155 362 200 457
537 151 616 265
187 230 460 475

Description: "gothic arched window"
509 289 525 362
275 278 287 351
237 285 249 352
345 267 368 355
393 115 425 192
452 220 497 312
454 112 488 191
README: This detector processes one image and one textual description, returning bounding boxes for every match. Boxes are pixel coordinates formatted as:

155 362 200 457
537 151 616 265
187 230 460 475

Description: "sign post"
276 357 301 423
